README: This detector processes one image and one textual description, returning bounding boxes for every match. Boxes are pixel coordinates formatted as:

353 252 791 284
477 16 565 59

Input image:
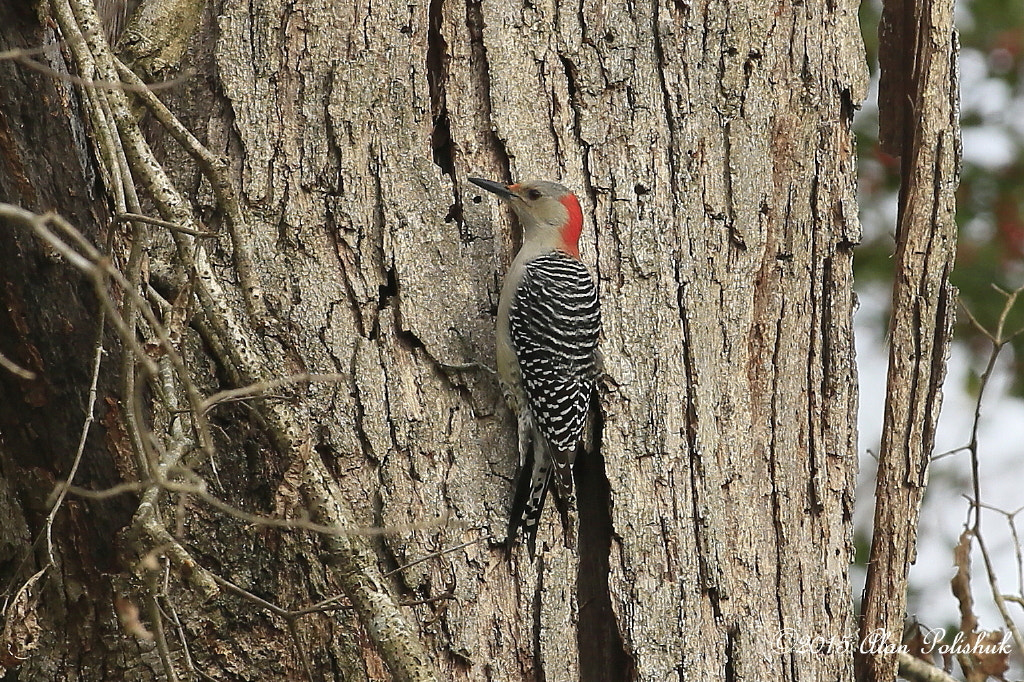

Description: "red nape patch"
559 193 584 257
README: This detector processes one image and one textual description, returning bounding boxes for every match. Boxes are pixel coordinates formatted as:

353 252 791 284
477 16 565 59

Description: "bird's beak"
468 177 516 200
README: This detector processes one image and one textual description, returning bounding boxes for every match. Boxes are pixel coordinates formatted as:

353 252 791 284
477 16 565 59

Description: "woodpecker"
469 176 601 557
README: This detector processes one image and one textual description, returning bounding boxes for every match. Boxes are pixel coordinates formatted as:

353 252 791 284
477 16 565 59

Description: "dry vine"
0 0 478 678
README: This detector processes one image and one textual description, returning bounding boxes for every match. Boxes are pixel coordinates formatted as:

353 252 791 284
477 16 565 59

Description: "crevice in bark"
426 0 466 240
576 401 635 681
427 92 454 179
368 267 399 340
556 55 581 155
721 121 744 250
555 51 603 287
674 265 716 616
466 0 512 181
724 624 738 682
426 0 452 176
807 162 825 511
816 250 836 504
375 268 431 357
650 3 683 213
533 557 547 682
323 200 370 339
767 313 792 676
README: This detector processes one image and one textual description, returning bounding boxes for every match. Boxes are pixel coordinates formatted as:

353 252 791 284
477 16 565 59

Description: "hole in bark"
431 112 456 177
377 268 398 311
669 0 689 14
840 87 856 122
444 201 462 226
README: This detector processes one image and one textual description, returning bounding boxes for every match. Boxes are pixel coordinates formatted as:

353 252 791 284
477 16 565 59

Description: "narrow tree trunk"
0 0 877 679
858 0 960 678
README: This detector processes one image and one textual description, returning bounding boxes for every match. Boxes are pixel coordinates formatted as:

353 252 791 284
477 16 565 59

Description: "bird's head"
469 177 584 257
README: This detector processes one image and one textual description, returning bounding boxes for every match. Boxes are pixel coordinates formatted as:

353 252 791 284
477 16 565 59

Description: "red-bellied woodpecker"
469 177 601 557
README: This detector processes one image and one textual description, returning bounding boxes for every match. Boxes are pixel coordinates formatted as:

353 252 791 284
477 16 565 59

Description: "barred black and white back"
506 251 601 555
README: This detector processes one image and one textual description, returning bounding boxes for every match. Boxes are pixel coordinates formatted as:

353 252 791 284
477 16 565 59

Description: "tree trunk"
0 0 880 679
857 0 959 678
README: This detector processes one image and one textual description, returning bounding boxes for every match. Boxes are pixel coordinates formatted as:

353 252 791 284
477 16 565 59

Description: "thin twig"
896 651 960 682
210 573 292 617
0 203 158 375
113 58 266 325
0 350 36 380
284 617 315 682
11 204 215 460
972 530 1024 656
114 212 216 238
291 535 492 618
201 373 348 413
144 569 181 682
41 1 443 675
399 593 455 607
161 595 207 679
382 536 491 579
208 573 314 682
956 288 1024 657
930 445 970 462
967 342 1000 532
0 44 56 61
11 51 190 92
44 313 106 563
65 479 468 537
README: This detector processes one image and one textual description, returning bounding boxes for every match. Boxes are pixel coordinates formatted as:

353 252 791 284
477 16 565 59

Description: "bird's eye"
527 189 543 201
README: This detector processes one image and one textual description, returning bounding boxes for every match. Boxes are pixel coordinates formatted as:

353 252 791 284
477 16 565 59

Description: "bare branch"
201 373 349 413
974 528 1024 655
44 317 106 564
8 51 190 92
954 287 1024 658
382 536 491 580
896 651 960 682
0 44 56 61
113 212 216 238
66 477 467 538
112 57 267 325
144 569 181 682
30 0 446 674
958 299 997 344
0 350 36 380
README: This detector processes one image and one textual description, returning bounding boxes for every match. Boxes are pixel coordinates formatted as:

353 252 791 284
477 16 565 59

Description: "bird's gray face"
469 177 571 231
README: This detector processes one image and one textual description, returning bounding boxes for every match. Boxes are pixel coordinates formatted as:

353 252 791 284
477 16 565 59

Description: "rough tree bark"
0 0 884 679
857 0 959 679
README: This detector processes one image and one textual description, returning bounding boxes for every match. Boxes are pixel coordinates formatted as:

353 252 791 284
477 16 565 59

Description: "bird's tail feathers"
506 447 552 559
508 428 585 557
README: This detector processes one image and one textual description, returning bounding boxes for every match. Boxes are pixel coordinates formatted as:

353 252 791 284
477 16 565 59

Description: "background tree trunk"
0 0 875 679
857 0 959 678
